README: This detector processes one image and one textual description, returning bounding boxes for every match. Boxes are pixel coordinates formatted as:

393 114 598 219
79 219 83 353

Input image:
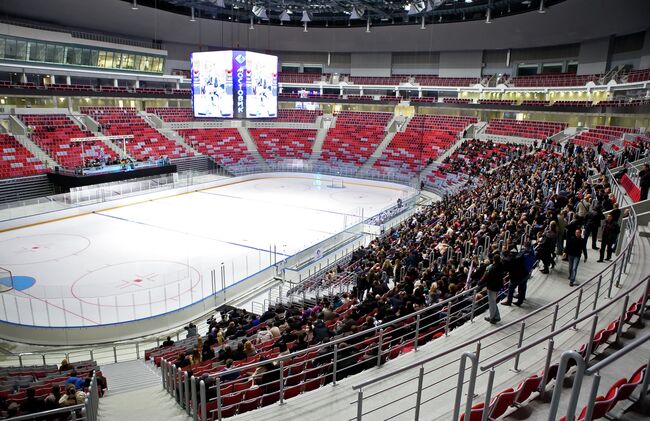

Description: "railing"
474 274 649 421
548 332 650 421
165 277 495 421
0 168 420 366
5 370 100 421
349 183 638 419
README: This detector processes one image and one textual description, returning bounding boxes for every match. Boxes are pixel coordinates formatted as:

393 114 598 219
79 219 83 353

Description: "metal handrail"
479 273 649 371
351 206 636 391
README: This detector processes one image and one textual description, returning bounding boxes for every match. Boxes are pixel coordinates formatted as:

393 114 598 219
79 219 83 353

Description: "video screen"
245 52 278 118
190 50 278 119
191 51 233 118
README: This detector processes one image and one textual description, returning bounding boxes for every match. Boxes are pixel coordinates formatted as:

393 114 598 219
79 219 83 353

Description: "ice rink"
0 175 415 327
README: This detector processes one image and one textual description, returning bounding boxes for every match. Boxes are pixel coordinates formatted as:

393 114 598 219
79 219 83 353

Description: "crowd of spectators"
163 138 625 412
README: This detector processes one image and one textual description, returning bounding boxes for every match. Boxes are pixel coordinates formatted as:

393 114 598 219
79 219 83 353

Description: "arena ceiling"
126 0 566 28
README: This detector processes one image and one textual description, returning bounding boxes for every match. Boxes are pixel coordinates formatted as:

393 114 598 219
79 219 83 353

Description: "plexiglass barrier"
0 167 422 327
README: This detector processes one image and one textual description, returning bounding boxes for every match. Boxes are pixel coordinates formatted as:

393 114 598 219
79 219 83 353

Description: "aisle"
99 359 189 421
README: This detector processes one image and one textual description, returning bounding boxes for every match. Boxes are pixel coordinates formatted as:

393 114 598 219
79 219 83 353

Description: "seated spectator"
231 342 247 361
174 352 191 369
44 385 61 411
59 384 85 407
21 388 44 415
201 341 215 361
189 347 202 366
243 340 256 357
161 336 174 347
59 359 73 372
220 359 240 382
65 370 85 390
255 326 273 344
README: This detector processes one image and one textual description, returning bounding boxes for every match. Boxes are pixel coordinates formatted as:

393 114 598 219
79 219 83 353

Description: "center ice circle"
70 260 202 307
0 234 91 265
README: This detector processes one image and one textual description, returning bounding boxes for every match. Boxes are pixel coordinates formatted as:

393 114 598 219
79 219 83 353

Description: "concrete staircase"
357 131 397 173
308 114 333 162
158 127 202 157
8 116 58 167
98 360 190 421
68 113 131 160
237 127 271 170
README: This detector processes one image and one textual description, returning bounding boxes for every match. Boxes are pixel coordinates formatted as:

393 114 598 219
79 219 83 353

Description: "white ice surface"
0 176 413 327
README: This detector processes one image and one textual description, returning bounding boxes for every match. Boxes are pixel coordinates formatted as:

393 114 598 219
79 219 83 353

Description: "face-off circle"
0 234 91 265
70 260 202 307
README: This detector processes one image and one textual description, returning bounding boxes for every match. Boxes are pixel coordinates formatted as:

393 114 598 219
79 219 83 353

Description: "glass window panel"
16 40 27 60
54 45 64 63
113 52 122 69
29 42 46 62
0 38 5 59
125 54 135 70
90 50 99 66
44 44 57 62
4 39 17 59
97 50 107 68
81 49 92 66
134 55 141 70
104 51 114 68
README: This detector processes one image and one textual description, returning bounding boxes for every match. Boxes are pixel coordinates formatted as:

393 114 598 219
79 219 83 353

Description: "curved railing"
348 170 640 420
158 177 639 421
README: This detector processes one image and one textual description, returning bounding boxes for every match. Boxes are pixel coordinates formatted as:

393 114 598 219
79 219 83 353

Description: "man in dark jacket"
480 254 506 324
598 214 621 262
565 228 587 286
501 247 530 307
639 163 650 201
583 205 604 250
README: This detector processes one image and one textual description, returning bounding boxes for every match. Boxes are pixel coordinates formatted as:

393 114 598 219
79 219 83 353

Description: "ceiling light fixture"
350 8 363 20
131 0 138 10
279 10 291 25
190 7 196 22
420 16 426 29
538 0 546 13
252 5 268 20
250 16 254 29
301 11 311 22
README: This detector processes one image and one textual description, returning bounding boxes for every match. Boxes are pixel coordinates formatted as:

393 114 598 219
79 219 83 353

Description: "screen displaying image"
191 50 278 119
191 50 234 118
245 52 278 118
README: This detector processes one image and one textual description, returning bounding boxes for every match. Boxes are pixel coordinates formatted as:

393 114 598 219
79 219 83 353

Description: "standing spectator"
480 254 505 324
537 221 558 274
565 228 588 287
584 204 604 250
501 246 530 307
184 322 198 338
598 214 620 262
556 210 568 256
639 163 650 201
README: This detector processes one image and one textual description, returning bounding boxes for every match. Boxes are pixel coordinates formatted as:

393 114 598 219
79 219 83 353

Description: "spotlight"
190 7 196 22
131 0 138 10
350 8 364 20
252 5 268 20
301 11 311 22
538 0 546 13
279 10 290 25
